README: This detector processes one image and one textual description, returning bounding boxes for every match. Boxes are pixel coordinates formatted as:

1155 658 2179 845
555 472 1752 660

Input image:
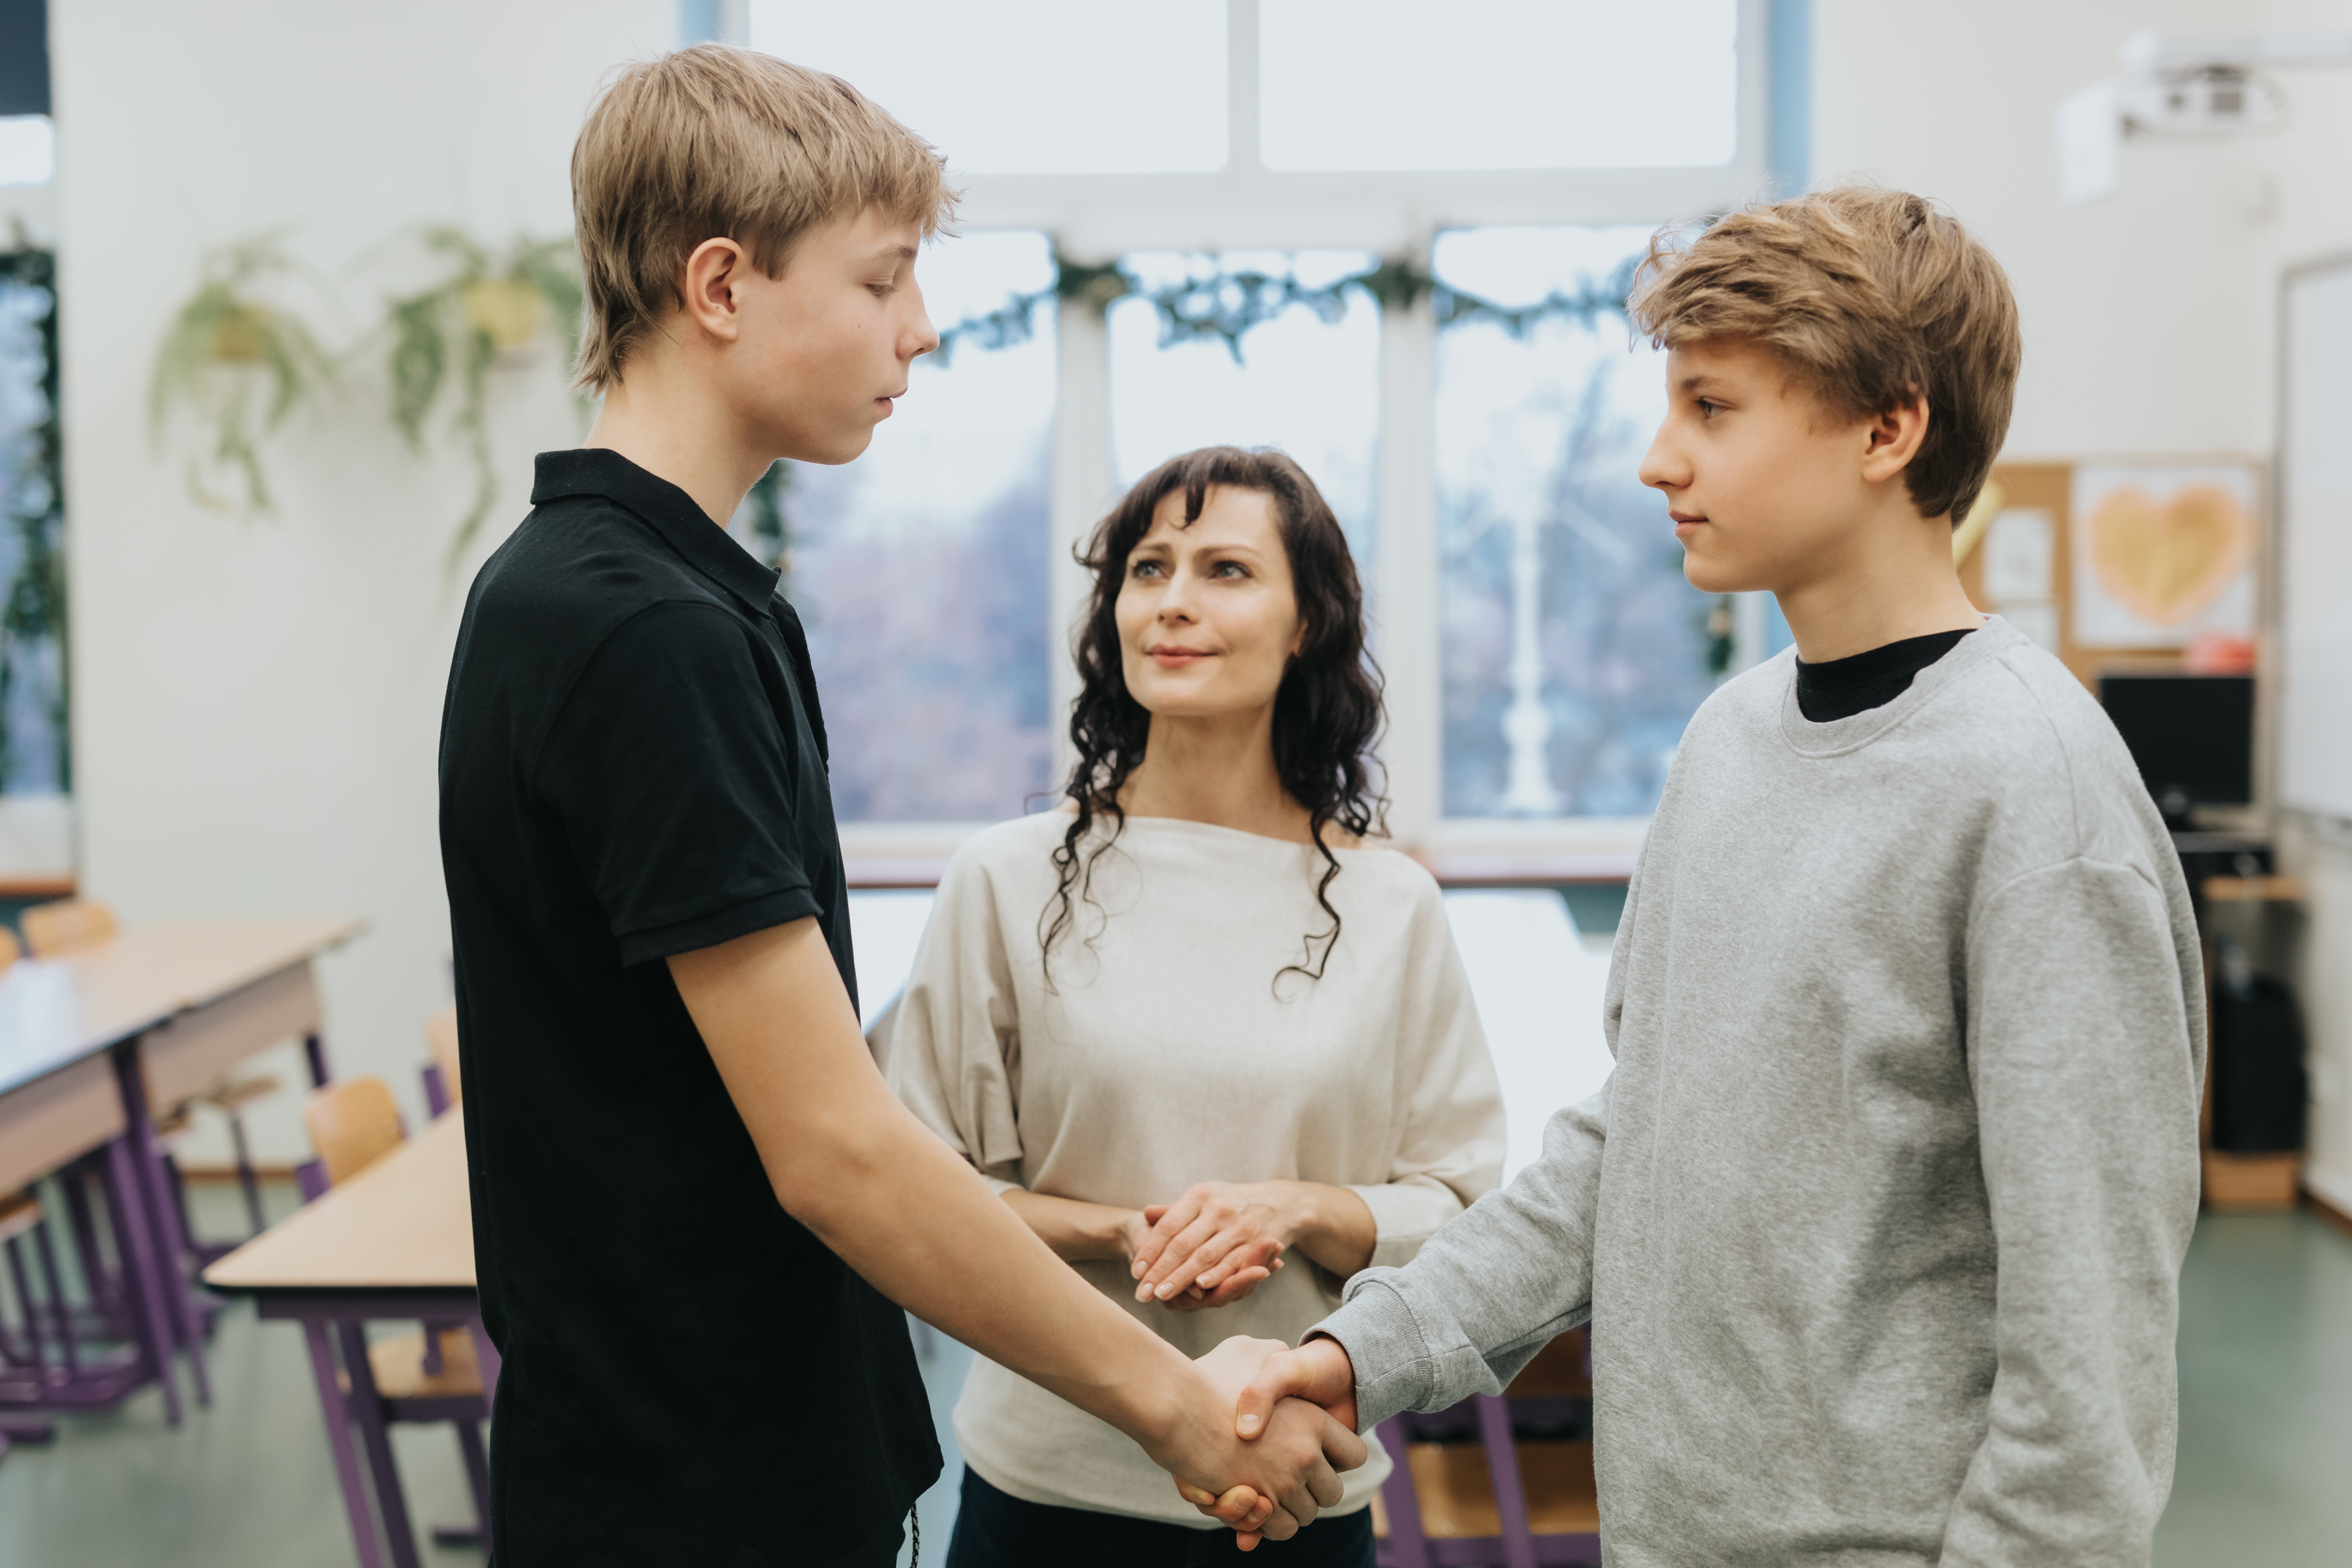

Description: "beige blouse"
887 811 1504 1528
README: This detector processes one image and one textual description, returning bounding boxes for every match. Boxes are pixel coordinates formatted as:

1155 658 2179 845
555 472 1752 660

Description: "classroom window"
1108 252 1382 572
1258 0 1739 172
782 231 1057 823
745 0 1227 174
1434 226 1713 819
0 250 65 794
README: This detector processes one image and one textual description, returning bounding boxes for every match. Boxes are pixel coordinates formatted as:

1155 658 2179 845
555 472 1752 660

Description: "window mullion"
1374 236 1440 847
1227 0 1261 177
1048 284 1115 792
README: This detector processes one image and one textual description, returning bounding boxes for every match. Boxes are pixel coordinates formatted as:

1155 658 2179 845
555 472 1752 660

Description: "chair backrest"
21 899 118 958
0 926 22 968
302 1076 405 1187
424 1004 463 1107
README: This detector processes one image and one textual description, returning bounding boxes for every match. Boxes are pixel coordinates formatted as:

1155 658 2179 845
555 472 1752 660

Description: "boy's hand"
1238 1335 1359 1437
1154 1337 1365 1546
1177 1335 1364 1545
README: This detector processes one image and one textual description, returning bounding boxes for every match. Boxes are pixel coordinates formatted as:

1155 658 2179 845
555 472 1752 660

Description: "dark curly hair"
1042 446 1387 988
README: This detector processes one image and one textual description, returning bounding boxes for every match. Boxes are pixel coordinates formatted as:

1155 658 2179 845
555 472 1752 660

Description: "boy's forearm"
790 1086 1190 1442
1002 1188 1138 1264
1317 1087 1611 1429
670 923 1190 1447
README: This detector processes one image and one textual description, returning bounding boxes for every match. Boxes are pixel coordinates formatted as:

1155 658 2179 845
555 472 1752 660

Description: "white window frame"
835 0 1773 879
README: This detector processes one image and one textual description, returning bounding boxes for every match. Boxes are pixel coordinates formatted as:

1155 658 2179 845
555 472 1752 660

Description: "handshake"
1160 1333 1364 1549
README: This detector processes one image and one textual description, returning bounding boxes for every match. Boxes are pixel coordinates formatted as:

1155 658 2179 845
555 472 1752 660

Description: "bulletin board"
1960 458 2268 693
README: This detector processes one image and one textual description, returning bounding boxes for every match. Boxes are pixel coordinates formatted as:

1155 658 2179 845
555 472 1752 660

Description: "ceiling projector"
2058 30 2352 205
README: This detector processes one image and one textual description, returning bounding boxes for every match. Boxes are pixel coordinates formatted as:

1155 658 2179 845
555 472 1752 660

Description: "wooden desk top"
205 1109 474 1297
0 917 363 1099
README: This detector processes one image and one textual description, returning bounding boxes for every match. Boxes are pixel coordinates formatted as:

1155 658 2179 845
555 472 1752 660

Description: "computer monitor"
2098 672 2255 826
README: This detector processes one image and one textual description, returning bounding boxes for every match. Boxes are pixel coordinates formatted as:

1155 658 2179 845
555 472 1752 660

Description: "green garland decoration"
0 248 67 790
935 251 1635 367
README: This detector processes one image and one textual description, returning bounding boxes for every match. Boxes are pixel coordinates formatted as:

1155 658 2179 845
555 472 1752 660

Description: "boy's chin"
776 426 877 467
1681 553 1769 597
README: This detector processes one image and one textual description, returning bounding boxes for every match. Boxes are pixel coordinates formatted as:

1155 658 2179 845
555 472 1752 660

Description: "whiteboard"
2281 260 2352 821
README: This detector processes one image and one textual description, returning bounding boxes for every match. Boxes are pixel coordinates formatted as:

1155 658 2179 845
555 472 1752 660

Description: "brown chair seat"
1401 1438 1600 1538
0 1190 41 1246
363 1328 484 1402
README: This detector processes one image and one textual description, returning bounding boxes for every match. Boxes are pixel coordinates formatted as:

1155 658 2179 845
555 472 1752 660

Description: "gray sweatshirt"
1317 618 2206 1567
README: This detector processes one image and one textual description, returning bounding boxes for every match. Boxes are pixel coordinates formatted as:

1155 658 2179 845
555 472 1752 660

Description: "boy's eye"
1697 398 1724 419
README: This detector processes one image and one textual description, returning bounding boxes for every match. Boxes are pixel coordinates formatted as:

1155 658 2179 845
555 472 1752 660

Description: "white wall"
1815 0 2352 1201
51 0 674 1162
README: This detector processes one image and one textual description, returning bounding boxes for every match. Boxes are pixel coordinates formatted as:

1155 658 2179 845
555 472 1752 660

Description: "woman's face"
1116 485 1304 721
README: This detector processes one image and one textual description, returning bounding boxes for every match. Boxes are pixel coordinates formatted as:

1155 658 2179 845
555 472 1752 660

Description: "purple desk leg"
305 1030 332 1088
99 1134 181 1426
302 1319 386 1568
113 1044 212 1406
1474 1394 1540 1568
337 1321 424 1568
1373 1418 1432 1568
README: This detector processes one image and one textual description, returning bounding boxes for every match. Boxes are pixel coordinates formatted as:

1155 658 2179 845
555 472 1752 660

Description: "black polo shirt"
438 449 939 1567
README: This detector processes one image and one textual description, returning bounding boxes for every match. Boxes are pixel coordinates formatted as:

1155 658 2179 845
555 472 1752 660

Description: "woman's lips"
1147 648 1211 667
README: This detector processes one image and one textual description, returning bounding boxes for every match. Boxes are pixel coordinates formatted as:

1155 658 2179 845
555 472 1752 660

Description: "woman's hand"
1131 1182 1315 1309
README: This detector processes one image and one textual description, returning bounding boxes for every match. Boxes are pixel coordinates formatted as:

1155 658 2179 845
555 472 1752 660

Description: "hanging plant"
381 228 584 567
149 237 334 513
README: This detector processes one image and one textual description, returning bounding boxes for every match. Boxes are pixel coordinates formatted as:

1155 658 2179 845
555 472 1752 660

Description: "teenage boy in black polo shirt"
438 47 1362 1567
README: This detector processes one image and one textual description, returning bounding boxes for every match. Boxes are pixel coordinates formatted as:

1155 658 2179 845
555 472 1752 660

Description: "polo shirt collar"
532 448 783 616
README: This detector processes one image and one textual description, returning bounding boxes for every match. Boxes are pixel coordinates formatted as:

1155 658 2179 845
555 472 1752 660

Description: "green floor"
2 1193 2346 1566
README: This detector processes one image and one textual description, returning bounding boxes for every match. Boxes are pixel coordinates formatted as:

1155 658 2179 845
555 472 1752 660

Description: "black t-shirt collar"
531 448 782 617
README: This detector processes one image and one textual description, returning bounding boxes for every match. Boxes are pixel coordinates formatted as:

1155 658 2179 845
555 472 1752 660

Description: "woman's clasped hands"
1126 1180 1331 1309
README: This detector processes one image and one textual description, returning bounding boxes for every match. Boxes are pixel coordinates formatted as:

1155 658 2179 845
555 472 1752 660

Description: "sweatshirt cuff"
1314 1274 1437 1433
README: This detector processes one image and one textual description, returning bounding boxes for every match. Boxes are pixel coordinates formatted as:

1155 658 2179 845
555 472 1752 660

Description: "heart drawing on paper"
2086 483 2251 627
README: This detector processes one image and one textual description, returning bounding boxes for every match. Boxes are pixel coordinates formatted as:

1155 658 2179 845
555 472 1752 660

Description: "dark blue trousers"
945 1468 1378 1568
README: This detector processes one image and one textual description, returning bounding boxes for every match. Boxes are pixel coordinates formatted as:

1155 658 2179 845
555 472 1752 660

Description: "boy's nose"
1636 426 1683 491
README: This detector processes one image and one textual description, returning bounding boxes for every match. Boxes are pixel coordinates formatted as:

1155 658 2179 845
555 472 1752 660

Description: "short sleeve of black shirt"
540 601 826 967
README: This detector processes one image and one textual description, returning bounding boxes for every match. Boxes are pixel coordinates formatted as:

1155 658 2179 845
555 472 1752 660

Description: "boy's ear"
1859 391 1931 487
681 237 746 343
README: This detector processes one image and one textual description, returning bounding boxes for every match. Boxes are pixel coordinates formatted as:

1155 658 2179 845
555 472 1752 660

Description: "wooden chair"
19 898 116 957
1374 1328 1602 1567
301 1076 405 1188
420 1005 463 1117
297 1076 490 1561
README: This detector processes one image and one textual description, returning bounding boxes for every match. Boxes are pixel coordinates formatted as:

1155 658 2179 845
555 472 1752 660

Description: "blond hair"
1627 186 2021 524
570 45 956 393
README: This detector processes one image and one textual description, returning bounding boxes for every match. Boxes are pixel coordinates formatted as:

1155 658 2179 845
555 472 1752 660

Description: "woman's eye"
1211 561 1248 579
1130 560 1164 579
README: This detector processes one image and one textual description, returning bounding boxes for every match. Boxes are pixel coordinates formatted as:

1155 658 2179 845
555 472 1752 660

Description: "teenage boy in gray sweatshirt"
1201 189 2208 1566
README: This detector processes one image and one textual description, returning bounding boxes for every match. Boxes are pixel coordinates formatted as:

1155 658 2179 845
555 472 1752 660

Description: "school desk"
0 917 360 1426
205 1107 488 1568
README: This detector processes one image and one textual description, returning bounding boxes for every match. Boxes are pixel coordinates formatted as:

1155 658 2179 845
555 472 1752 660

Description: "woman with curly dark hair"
888 446 1503 1567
